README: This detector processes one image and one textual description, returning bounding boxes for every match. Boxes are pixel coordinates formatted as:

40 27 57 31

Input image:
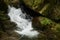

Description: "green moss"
41 18 52 25
56 24 60 32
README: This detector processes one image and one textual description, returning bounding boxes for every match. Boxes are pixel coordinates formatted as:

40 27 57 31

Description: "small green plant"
41 18 52 25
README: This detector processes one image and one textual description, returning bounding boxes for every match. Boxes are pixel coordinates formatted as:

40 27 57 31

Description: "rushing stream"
8 5 39 38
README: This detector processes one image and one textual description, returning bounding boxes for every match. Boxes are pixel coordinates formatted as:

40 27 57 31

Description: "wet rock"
0 0 8 13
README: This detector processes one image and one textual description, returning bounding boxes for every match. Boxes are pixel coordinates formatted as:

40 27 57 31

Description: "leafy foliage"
40 18 52 25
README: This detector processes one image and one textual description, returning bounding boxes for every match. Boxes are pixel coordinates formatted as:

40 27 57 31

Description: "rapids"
8 5 39 38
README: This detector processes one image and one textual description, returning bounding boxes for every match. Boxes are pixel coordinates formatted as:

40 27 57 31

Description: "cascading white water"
8 5 39 38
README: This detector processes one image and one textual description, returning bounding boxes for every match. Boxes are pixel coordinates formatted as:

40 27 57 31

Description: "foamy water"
8 5 39 38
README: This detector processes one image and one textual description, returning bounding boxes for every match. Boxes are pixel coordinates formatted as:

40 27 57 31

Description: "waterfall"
8 5 39 38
